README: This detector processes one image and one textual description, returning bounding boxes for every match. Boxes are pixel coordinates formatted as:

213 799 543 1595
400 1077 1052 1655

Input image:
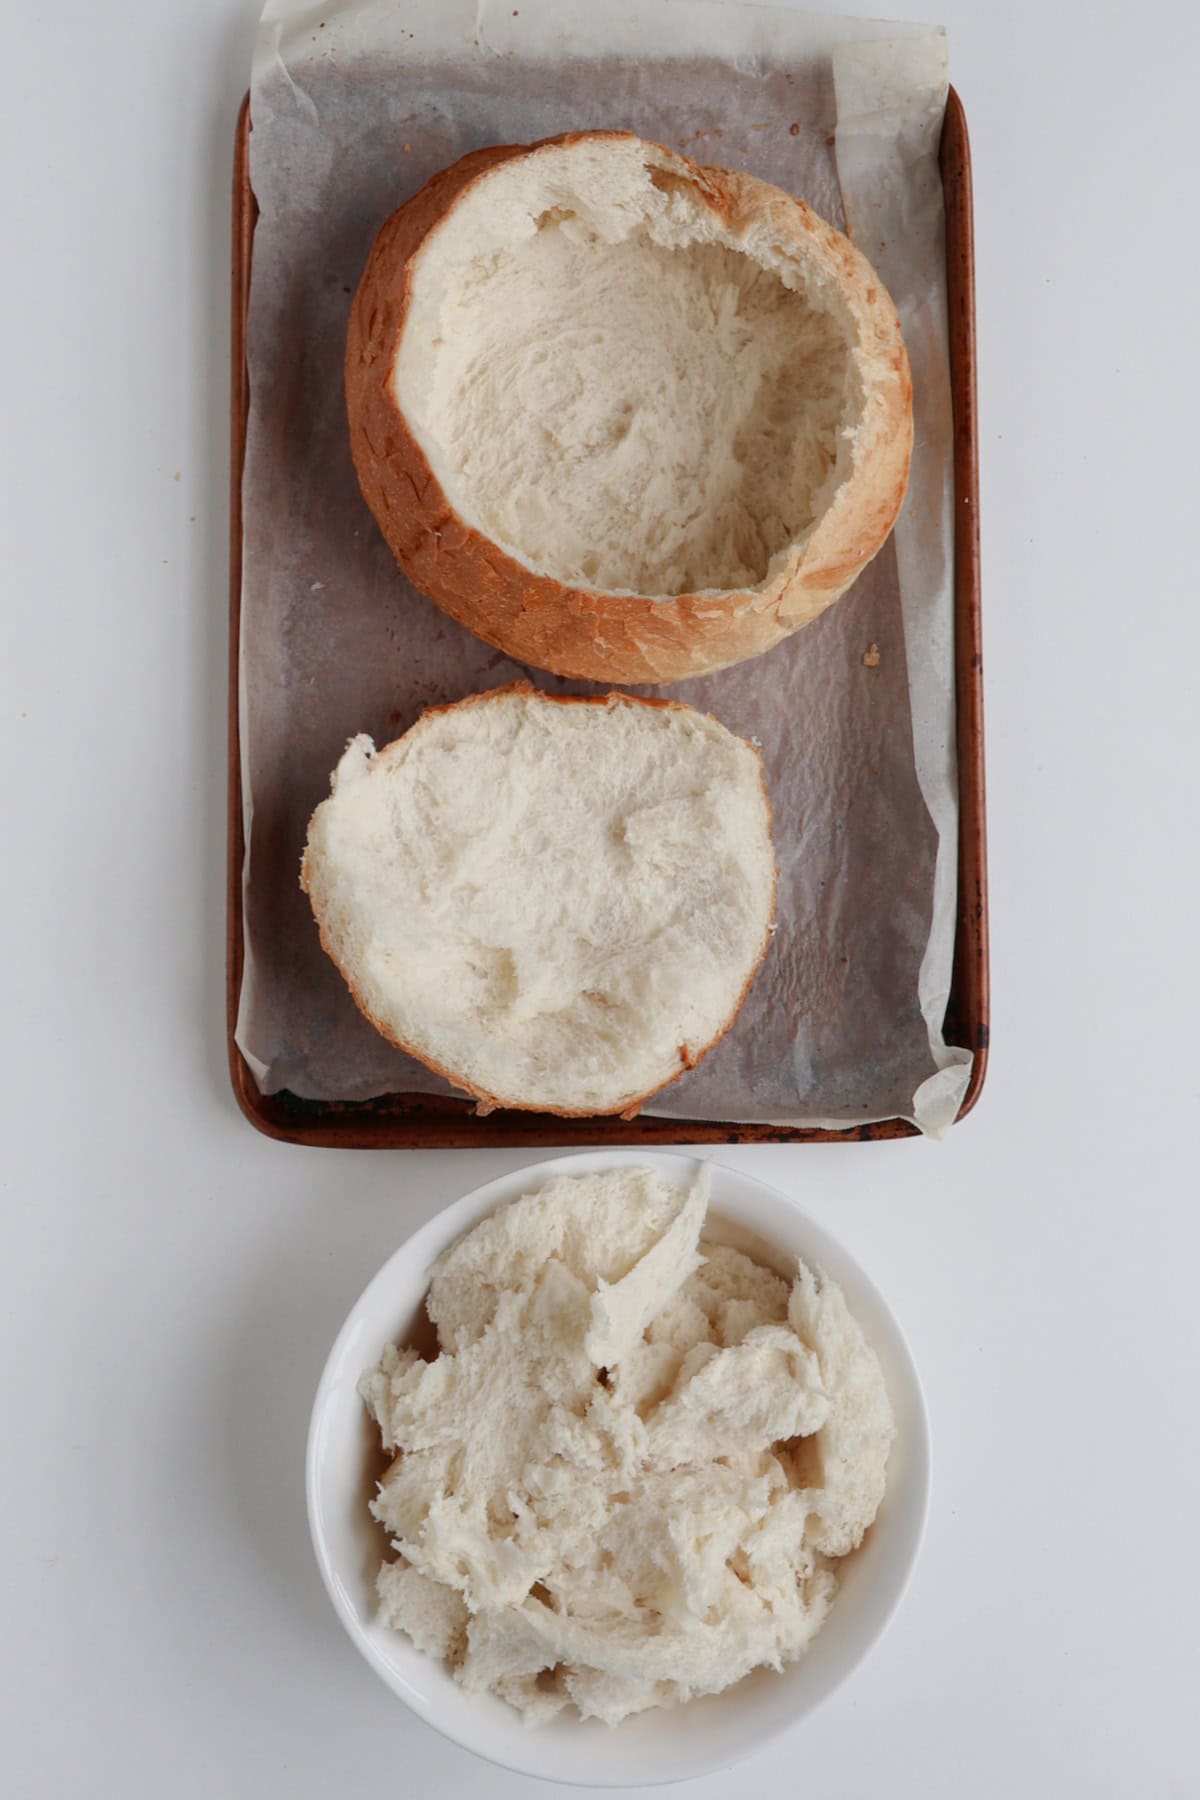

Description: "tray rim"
226 86 988 1149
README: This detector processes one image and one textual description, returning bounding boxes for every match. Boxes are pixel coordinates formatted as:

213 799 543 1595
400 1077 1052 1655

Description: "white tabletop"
5 1 1199 1794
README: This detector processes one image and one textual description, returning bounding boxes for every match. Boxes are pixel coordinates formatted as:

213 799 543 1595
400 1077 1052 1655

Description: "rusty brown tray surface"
227 88 988 1149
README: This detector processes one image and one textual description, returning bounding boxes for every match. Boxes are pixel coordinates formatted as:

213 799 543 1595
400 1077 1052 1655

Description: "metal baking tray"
227 89 987 1148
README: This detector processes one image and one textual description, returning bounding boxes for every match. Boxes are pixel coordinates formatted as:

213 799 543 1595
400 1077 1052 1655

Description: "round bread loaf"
346 131 912 685
301 685 776 1116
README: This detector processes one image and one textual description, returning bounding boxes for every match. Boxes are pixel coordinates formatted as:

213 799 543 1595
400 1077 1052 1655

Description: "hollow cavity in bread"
397 167 858 595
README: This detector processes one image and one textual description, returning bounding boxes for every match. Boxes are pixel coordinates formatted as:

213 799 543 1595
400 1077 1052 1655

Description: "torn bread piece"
360 1165 894 1725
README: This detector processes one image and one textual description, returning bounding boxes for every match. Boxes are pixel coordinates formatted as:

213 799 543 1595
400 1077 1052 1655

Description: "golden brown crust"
346 132 913 685
300 685 777 1118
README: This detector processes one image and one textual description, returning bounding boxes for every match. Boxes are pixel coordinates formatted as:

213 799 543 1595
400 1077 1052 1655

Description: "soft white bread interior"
347 131 913 683
399 152 853 596
301 685 776 1116
359 1166 896 1726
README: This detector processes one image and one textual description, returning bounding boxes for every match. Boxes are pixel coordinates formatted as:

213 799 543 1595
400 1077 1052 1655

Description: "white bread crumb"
360 1166 894 1725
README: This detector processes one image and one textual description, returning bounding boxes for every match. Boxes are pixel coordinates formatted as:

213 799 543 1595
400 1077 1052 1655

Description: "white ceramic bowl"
306 1151 930 1787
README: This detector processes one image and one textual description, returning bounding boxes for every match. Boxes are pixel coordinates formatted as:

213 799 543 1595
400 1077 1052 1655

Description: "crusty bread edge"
345 131 914 685
299 683 778 1119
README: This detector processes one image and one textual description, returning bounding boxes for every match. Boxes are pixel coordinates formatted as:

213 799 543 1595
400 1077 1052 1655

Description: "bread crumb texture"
360 1165 894 1726
302 687 775 1114
398 138 862 597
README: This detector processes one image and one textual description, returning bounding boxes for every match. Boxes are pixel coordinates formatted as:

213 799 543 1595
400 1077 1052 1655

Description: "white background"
3 0 1199 1794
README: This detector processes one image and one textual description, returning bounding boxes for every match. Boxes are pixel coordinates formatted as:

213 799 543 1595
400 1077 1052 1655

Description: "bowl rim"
305 1149 931 1787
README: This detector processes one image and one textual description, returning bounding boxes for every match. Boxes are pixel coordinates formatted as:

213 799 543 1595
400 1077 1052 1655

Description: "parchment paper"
236 0 973 1134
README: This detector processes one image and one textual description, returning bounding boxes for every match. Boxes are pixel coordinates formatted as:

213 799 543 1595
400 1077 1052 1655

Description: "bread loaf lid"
301 685 776 1116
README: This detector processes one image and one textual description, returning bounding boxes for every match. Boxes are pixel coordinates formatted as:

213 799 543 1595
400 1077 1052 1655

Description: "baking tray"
227 88 988 1149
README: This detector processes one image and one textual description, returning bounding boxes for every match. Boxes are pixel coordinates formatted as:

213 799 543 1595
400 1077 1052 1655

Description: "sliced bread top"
301 685 776 1116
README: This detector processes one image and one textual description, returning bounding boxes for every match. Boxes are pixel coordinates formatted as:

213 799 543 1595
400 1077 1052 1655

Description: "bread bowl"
346 131 913 685
300 684 776 1116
